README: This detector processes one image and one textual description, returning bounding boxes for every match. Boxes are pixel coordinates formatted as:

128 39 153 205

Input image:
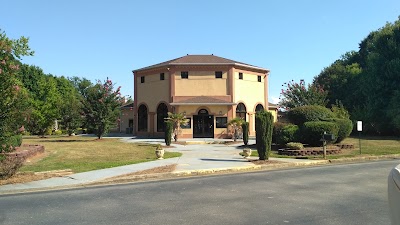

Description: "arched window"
255 104 264 113
138 104 148 131
236 103 247 121
157 103 168 132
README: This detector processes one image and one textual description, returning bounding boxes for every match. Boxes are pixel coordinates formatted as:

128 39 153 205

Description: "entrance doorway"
193 109 214 138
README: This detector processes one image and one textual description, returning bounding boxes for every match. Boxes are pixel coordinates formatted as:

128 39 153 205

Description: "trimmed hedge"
272 122 286 144
331 118 353 143
301 121 339 146
274 123 299 145
241 122 249 146
288 105 335 125
255 111 273 160
164 121 173 146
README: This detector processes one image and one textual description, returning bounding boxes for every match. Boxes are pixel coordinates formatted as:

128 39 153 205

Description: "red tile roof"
133 55 268 72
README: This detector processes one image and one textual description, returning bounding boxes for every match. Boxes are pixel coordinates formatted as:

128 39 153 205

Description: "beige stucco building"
132 55 275 138
118 102 134 134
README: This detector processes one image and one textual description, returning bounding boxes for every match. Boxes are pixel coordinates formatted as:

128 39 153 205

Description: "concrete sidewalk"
0 138 327 194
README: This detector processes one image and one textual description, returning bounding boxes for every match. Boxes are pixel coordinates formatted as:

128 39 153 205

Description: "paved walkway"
0 138 326 194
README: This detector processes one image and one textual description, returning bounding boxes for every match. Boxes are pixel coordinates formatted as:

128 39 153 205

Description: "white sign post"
357 121 362 154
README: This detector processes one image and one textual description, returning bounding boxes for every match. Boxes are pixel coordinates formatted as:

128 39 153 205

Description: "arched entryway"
236 103 247 121
138 104 148 132
193 109 214 138
156 103 168 132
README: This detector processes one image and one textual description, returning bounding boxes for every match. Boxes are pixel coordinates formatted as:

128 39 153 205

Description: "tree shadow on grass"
35 139 92 143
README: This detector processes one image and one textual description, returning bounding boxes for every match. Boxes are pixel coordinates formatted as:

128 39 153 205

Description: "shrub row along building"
130 54 277 138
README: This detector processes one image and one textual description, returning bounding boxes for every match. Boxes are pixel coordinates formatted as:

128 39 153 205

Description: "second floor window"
160 73 165 80
181 71 188 79
239 73 243 80
258 76 262 82
140 76 145 83
215 71 222 78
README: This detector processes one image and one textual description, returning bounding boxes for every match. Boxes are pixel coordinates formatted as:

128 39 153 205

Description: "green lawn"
20 136 181 173
249 136 400 159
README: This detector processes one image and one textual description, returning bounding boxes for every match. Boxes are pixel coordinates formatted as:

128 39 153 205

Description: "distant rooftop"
133 54 269 72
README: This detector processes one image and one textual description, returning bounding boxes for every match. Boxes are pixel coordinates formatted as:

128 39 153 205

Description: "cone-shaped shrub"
241 122 249 145
164 121 173 146
255 111 274 160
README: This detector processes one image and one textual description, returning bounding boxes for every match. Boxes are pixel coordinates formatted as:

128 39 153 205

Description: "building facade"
132 55 272 138
118 102 134 134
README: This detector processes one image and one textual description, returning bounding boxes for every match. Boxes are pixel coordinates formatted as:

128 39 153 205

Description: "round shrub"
275 124 299 145
288 105 335 125
331 118 353 143
301 121 339 146
286 142 304 150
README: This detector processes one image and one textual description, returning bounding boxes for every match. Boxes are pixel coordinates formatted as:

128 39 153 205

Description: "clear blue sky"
1 0 399 104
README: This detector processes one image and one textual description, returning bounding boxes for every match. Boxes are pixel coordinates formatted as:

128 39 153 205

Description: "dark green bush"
288 105 335 125
272 122 286 144
330 118 353 143
255 111 273 160
241 122 249 146
275 124 299 145
164 121 173 146
301 121 339 146
0 135 22 153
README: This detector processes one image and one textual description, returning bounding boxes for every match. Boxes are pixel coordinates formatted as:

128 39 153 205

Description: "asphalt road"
0 160 397 225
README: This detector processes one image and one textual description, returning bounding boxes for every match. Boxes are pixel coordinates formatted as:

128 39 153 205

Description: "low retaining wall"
279 147 341 156
2 144 45 160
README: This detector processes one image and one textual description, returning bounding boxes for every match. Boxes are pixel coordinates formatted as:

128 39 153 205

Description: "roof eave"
170 102 237 106
133 63 269 73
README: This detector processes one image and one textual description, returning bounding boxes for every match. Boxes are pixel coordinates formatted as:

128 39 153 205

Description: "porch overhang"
170 96 235 106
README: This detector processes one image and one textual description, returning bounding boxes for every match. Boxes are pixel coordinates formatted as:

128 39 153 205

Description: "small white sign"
357 121 362 131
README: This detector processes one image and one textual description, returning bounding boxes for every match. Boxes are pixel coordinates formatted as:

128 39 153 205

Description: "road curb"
1 155 399 195
328 154 400 163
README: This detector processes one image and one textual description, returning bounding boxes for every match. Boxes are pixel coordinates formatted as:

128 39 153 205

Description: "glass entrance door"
193 109 214 138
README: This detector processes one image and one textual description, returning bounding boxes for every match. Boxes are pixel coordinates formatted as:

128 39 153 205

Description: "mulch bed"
0 170 73 186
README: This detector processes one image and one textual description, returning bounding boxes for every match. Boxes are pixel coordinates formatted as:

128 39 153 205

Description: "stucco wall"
136 73 169 112
175 71 228 96
268 109 278 123
120 108 134 133
234 71 265 115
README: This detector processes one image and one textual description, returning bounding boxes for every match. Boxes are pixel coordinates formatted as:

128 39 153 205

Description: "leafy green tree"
313 52 362 106
69 76 93 98
314 17 400 135
24 73 61 136
82 78 122 139
0 29 33 151
255 111 273 160
56 76 82 135
279 79 328 109
68 76 93 131
165 112 189 142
